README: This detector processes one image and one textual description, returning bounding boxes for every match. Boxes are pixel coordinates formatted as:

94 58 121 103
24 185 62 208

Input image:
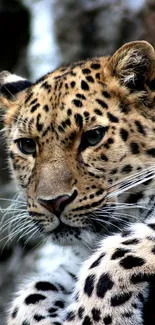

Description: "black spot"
41 81 51 90
111 292 132 306
91 116 96 122
126 192 143 204
130 142 139 154
25 92 33 104
72 99 83 107
131 273 155 284
107 112 118 123
96 98 108 109
135 120 146 135
86 76 94 83
83 111 90 120
67 108 72 116
120 255 145 269
84 274 95 297
31 103 40 113
36 114 43 132
96 73 100 79
48 307 58 313
69 131 76 141
82 315 92 325
132 303 138 309
111 248 130 260
54 300 65 308
53 323 62 325
110 168 117 175
90 253 105 269
71 81 76 88
76 93 86 100
103 315 112 324
107 138 114 144
92 308 101 321
34 314 45 321
62 118 71 129
122 238 139 245
101 154 108 161
120 128 128 141
96 273 114 298
81 80 89 91
66 311 75 321
74 113 83 129
58 125 65 133
78 307 85 319
91 63 101 69
30 98 37 106
12 307 18 318
121 164 132 173
43 104 49 112
94 108 102 116
82 68 91 74
102 91 111 98
146 148 155 157
36 281 58 292
25 293 46 305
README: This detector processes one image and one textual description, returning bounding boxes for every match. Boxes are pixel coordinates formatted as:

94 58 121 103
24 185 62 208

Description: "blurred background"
0 0 154 323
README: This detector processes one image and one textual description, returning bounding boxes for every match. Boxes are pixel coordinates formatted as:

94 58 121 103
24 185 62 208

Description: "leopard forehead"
16 57 130 140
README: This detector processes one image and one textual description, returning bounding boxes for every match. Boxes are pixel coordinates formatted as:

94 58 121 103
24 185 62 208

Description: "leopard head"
1 41 155 246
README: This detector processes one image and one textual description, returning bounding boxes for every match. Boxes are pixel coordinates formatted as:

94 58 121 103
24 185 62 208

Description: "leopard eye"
15 138 36 155
80 127 108 151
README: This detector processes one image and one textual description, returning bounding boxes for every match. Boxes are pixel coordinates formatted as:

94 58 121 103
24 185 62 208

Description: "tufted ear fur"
0 71 31 109
0 71 32 124
109 41 155 90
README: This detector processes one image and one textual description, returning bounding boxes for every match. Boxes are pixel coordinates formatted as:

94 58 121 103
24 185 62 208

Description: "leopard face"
1 41 155 246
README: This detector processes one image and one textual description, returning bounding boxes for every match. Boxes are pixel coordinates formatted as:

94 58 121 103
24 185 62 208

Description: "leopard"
1 40 155 325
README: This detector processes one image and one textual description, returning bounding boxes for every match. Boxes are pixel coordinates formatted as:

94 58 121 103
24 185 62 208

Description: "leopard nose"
37 190 77 217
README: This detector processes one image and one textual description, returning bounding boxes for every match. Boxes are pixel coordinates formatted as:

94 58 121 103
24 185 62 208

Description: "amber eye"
80 127 108 151
15 138 36 155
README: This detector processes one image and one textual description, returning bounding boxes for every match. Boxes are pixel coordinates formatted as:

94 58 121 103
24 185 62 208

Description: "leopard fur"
1 41 155 325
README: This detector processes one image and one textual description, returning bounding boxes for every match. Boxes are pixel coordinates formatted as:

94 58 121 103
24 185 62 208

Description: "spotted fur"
1 41 155 324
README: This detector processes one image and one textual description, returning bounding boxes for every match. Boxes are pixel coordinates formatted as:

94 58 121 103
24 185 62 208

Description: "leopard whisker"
108 172 155 198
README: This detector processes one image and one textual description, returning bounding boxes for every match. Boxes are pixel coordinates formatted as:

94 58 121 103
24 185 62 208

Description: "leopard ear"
109 41 155 90
0 71 31 109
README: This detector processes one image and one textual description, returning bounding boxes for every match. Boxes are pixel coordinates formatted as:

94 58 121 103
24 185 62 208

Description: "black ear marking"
0 80 32 98
0 70 32 99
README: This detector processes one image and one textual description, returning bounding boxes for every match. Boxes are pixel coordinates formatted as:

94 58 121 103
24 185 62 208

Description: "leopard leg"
7 272 73 325
7 245 86 325
65 223 155 325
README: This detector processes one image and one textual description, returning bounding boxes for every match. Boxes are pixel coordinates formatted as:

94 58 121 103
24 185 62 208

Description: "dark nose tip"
37 190 77 217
